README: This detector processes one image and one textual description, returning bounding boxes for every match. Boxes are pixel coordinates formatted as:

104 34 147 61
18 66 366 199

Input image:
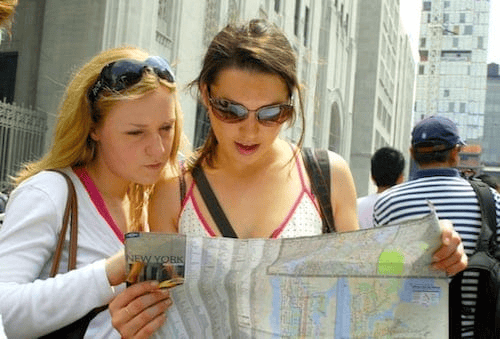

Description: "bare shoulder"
323 150 355 192
298 148 351 179
325 150 352 177
148 174 183 233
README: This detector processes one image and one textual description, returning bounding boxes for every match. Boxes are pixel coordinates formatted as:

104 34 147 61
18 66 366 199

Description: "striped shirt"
373 167 500 338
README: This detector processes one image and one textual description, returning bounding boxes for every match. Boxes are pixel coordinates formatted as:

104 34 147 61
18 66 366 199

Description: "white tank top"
178 153 323 238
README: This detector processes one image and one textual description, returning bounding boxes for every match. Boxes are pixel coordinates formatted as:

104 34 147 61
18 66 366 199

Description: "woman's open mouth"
235 142 259 155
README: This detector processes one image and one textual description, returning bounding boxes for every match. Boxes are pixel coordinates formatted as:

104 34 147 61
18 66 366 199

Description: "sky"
399 0 500 64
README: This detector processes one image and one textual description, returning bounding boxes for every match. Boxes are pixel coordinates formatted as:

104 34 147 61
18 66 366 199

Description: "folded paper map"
125 210 447 338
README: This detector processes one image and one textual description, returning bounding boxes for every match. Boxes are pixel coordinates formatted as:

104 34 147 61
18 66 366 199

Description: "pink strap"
73 168 125 243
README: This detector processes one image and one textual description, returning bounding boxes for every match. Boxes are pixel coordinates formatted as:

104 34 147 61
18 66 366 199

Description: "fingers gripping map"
125 211 448 338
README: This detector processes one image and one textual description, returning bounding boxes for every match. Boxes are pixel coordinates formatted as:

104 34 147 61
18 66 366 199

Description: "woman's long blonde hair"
14 46 184 231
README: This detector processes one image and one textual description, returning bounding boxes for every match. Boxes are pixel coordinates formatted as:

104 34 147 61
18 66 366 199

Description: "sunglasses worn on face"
88 56 175 105
208 92 293 126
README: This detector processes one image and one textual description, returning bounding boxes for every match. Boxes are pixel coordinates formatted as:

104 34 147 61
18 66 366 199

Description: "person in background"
373 115 500 337
357 147 405 229
109 20 467 338
0 46 183 338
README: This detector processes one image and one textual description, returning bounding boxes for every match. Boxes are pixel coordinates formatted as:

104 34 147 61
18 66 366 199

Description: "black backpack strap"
301 148 335 233
191 165 238 238
470 180 498 253
449 180 500 337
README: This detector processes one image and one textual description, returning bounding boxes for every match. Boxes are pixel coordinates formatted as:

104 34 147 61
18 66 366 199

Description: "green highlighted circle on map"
378 250 405 275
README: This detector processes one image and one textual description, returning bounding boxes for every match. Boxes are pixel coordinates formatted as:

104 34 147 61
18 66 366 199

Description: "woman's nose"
238 111 260 134
146 133 166 156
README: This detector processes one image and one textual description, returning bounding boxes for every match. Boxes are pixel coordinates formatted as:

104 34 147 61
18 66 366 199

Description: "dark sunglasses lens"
258 106 282 120
258 105 292 124
105 60 146 90
229 104 248 118
212 99 247 122
145 56 175 82
90 56 175 105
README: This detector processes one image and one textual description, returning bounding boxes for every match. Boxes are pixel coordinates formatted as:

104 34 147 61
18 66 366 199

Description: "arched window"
328 102 341 152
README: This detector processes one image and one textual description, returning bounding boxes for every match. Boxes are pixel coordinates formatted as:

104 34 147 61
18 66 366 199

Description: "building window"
340 4 344 26
444 89 450 97
0 52 18 104
420 38 426 48
420 50 428 61
460 13 466 23
158 0 174 40
419 65 425 75
274 0 280 13
443 13 449 23
328 103 341 152
193 102 210 148
453 37 459 48
345 13 349 33
304 6 310 46
449 102 455 112
423 2 431 11
478 36 484 49
464 25 473 35
460 102 466 112
156 0 177 48
427 14 431 23
294 0 301 37
444 1 450 8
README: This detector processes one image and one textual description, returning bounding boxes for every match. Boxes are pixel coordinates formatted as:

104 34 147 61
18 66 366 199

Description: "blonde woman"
0 46 181 338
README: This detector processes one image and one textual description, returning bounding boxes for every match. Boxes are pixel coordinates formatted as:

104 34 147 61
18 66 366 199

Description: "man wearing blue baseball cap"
411 115 466 162
373 115 500 337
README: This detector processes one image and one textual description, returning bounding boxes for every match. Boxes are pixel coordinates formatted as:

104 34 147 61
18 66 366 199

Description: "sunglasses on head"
88 56 175 105
207 89 293 126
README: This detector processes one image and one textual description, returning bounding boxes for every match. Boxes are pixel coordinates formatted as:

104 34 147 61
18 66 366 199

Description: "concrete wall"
349 0 415 197
350 0 382 196
36 0 107 149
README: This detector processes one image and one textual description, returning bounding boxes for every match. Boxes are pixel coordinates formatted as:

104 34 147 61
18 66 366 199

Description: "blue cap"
411 116 465 152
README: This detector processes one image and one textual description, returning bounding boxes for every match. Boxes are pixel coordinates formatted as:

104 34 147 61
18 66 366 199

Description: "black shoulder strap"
469 180 498 253
191 165 238 238
302 148 335 233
